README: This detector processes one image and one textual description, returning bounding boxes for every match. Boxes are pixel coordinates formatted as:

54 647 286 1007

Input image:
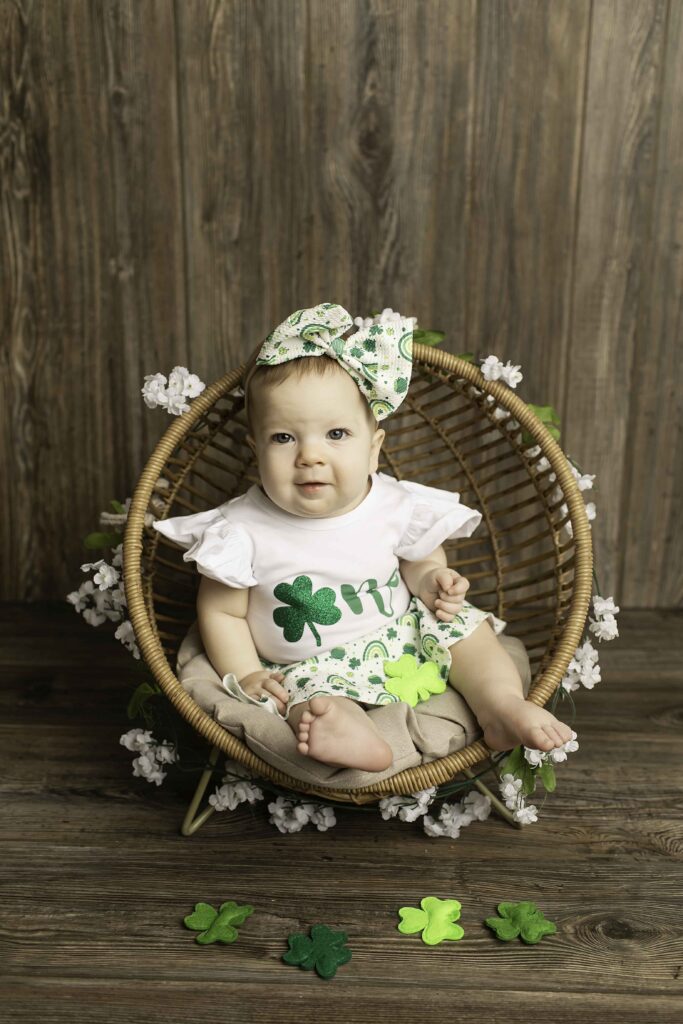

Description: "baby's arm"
398 545 470 621
196 576 289 713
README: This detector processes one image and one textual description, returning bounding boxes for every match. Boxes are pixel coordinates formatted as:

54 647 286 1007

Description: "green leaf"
413 329 445 347
538 762 557 792
454 352 475 363
520 762 537 797
84 531 122 550
521 403 562 446
499 745 525 776
110 499 127 514
126 681 161 720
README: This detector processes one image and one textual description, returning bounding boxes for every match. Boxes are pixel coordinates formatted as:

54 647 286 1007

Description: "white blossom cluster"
497 730 580 825
560 595 620 693
524 730 579 768
423 790 492 839
479 354 524 389
379 787 437 822
208 758 264 811
119 728 178 786
267 796 337 833
352 307 419 332
524 443 597 541
66 480 170 658
498 774 539 824
141 366 206 416
378 786 491 839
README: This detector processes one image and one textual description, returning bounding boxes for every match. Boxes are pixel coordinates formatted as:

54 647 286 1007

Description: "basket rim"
123 346 593 801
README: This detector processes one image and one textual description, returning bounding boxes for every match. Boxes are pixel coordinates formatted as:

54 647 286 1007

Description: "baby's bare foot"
296 697 393 771
479 695 574 753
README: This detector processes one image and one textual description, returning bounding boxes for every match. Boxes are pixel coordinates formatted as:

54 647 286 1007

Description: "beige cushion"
176 620 531 791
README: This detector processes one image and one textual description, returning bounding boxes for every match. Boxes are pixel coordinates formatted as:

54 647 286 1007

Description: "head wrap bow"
252 302 414 421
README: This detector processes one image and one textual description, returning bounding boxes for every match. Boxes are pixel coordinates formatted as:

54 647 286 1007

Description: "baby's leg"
447 620 573 752
287 697 393 772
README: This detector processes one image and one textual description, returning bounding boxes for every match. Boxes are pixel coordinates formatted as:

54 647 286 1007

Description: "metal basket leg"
181 744 222 836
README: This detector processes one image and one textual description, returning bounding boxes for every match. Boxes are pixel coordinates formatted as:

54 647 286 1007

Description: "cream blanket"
176 620 531 790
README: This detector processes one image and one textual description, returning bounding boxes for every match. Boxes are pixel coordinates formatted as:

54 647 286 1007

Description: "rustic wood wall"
1 0 681 605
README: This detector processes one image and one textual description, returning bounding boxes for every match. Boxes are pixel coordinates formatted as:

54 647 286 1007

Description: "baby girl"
153 303 572 772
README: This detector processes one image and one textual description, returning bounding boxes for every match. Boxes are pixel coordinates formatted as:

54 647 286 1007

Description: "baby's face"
246 368 386 518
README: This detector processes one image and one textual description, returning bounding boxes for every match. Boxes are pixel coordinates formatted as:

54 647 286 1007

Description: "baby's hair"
241 341 378 434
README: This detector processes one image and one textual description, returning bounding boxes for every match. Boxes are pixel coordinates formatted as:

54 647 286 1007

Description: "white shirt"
152 471 483 664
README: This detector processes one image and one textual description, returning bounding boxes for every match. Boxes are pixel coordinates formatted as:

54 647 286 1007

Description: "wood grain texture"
0 603 681 1022
0 0 681 605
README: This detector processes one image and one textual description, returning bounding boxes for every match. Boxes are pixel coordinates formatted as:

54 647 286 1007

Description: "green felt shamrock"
382 654 446 706
282 924 352 979
183 901 254 944
397 897 464 945
273 575 342 647
485 902 557 944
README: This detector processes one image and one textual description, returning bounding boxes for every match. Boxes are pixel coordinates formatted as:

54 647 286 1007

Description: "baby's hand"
239 669 289 715
419 566 470 622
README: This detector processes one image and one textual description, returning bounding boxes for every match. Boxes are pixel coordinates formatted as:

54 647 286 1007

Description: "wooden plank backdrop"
1 0 681 605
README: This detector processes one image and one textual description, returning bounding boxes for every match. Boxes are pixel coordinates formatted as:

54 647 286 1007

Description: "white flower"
589 613 619 642
593 595 620 617
480 355 505 381
132 752 166 786
115 619 141 659
513 803 538 825
500 361 523 388
83 607 107 626
120 728 154 752
378 796 404 820
561 640 601 691
209 779 263 812
309 805 337 831
422 815 449 837
523 747 546 767
166 391 191 416
379 788 436 822
499 773 523 807
353 308 418 331
155 741 179 765
168 365 206 399
141 367 206 415
141 373 170 409
462 790 491 821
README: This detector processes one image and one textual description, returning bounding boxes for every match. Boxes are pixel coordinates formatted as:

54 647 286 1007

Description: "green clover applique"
273 575 342 647
282 924 352 979
382 654 446 706
484 902 557 944
183 901 254 944
397 897 464 945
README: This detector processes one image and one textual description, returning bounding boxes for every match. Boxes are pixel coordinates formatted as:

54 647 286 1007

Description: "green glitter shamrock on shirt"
273 574 342 647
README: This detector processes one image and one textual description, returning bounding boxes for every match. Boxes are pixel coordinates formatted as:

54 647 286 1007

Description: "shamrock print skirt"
257 596 507 720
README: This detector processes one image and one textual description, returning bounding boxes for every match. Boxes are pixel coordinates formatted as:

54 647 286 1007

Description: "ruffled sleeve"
394 479 482 561
152 508 257 588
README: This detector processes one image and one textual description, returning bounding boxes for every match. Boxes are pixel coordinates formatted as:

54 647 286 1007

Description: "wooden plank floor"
1 603 682 1023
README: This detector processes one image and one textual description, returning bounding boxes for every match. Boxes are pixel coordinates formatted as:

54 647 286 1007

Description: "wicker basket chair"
123 345 593 830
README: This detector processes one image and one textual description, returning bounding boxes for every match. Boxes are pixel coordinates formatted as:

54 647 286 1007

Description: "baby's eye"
328 428 349 440
271 433 292 444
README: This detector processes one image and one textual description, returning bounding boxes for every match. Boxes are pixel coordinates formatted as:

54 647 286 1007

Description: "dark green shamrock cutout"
398 897 464 945
183 901 254 944
273 575 342 647
383 653 446 706
485 902 557 944
282 924 352 979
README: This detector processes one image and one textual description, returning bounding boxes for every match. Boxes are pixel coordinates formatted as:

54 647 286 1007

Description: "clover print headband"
250 302 415 422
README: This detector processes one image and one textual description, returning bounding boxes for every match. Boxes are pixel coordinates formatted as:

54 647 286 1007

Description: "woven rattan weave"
123 345 593 805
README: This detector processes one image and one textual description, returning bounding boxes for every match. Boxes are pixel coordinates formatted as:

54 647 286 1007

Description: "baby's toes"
528 725 555 751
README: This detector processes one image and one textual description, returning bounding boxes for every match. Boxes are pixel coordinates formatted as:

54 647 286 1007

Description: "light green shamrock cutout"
484 902 557 944
382 654 446 706
273 575 342 647
398 897 464 945
183 901 254 944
